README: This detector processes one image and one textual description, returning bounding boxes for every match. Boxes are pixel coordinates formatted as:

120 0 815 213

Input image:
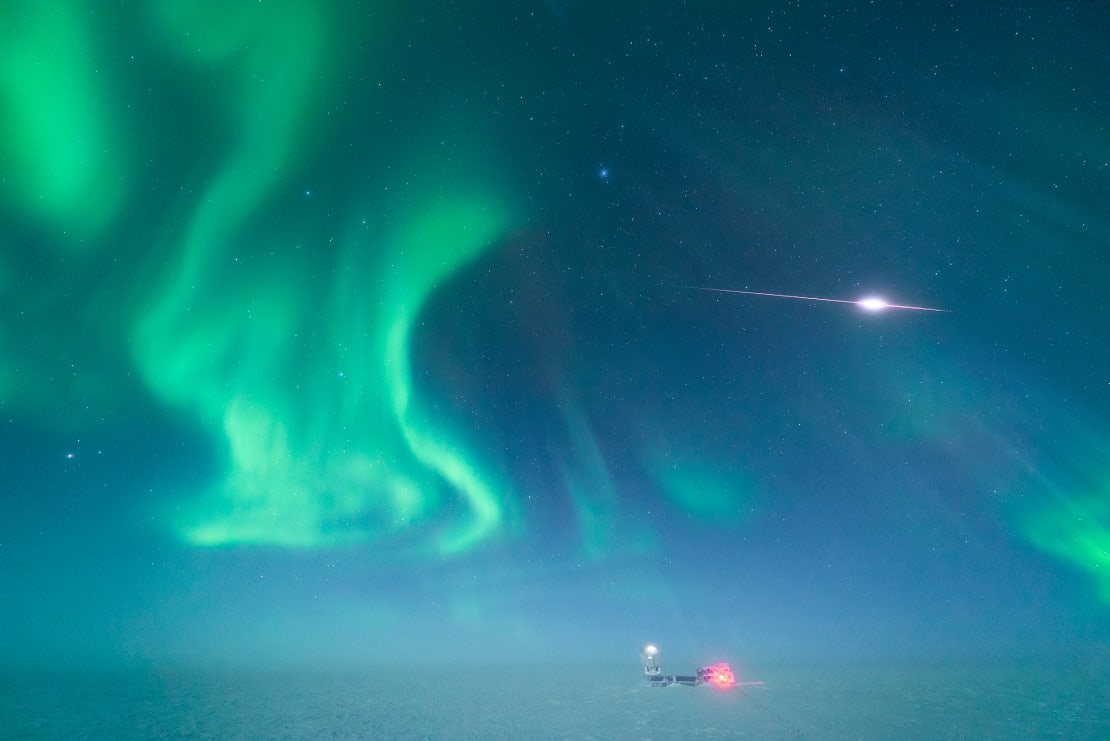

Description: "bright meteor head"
857 296 888 311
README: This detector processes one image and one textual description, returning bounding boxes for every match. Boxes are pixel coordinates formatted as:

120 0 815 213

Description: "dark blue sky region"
1 1 1108 671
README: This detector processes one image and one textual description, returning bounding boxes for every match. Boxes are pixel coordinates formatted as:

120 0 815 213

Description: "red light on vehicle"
706 662 735 686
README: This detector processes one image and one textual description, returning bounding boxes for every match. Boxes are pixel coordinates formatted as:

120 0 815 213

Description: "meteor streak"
681 286 946 312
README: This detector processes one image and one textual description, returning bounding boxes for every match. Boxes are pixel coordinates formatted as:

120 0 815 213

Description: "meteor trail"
680 286 946 312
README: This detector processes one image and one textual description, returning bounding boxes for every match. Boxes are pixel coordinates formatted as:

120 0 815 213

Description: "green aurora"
4 1 521 554
1 0 1108 620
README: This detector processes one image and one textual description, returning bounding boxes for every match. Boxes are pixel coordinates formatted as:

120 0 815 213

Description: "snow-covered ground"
3 659 1107 739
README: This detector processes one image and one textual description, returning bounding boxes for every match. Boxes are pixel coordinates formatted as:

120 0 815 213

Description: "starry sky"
2 1 1108 671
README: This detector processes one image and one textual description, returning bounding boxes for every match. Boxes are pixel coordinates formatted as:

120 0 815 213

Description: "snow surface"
2 659 1108 739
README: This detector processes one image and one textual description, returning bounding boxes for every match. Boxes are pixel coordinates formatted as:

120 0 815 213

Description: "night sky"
2 1 1108 672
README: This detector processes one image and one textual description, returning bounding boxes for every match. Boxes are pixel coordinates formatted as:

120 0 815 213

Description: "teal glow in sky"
2 1 1108 669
